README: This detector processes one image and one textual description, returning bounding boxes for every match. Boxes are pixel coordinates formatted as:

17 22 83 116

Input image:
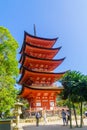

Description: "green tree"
0 26 19 117
60 71 87 128
75 76 87 127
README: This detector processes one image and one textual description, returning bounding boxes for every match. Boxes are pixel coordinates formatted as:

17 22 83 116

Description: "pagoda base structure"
19 85 63 111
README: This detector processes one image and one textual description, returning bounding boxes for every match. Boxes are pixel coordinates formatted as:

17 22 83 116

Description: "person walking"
35 112 41 126
43 110 47 125
61 109 67 126
66 110 70 125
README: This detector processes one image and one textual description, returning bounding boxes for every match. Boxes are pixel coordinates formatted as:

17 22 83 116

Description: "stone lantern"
13 101 23 130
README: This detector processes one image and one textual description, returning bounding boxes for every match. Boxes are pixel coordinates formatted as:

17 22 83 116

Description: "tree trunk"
72 103 78 127
80 100 83 127
68 96 72 128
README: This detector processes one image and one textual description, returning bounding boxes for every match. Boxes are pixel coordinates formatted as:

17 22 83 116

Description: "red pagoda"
19 31 66 111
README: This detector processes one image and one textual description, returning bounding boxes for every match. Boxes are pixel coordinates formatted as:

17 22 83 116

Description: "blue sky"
0 0 87 76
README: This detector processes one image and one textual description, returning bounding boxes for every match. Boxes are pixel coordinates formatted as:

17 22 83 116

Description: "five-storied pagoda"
19 29 66 111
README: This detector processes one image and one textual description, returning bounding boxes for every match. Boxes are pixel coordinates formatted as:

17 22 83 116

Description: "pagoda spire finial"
34 24 36 36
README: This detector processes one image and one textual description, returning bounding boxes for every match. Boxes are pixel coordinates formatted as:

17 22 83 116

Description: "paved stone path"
22 119 87 130
23 124 87 130
12 118 87 130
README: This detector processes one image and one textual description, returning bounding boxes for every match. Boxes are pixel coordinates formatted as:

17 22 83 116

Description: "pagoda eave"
24 85 64 91
19 86 63 99
20 43 61 59
24 31 58 48
19 54 65 71
19 67 66 85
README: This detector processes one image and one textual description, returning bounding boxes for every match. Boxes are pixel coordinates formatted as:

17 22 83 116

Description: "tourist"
61 109 67 126
43 110 47 125
66 110 70 125
85 111 87 117
35 112 41 126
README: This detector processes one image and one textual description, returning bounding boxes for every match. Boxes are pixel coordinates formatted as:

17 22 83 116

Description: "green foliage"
0 86 18 117
60 70 87 102
59 70 87 127
0 26 19 117
20 98 29 109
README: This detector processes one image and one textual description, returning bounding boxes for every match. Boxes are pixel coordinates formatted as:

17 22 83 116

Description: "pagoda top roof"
19 86 63 99
20 54 65 71
24 31 58 48
19 66 66 86
20 43 61 59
